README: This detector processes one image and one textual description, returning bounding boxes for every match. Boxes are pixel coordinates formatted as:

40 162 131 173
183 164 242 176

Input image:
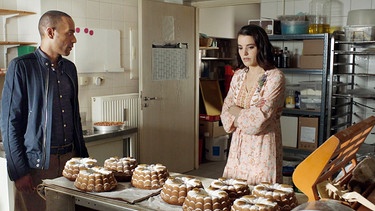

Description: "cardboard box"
302 40 324 55
299 55 323 69
248 19 281 35
298 117 318 151
199 120 227 138
281 116 298 148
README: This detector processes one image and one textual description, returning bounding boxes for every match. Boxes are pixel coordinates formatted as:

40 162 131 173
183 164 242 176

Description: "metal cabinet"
269 33 330 150
328 31 375 138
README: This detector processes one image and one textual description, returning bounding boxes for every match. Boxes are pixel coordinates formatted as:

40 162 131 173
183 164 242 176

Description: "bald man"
1 10 89 210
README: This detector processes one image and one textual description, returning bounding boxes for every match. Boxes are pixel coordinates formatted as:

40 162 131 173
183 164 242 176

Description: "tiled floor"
185 160 226 179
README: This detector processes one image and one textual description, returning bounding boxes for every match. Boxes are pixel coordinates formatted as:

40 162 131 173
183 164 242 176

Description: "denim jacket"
0 48 89 181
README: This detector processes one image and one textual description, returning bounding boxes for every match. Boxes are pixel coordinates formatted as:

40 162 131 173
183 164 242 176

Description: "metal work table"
43 173 213 211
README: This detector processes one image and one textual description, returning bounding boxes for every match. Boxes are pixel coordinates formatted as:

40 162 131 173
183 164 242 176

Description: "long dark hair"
236 24 275 70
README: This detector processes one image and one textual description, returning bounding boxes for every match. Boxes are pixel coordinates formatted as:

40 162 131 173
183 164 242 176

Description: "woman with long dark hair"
220 24 285 184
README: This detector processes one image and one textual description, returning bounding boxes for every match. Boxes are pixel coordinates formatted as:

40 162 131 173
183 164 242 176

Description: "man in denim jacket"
1 10 89 210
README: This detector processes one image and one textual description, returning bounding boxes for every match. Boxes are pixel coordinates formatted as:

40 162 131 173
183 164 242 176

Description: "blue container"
281 21 309 35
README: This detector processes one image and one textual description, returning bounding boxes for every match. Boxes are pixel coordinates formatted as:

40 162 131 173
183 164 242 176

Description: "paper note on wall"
73 27 123 73
300 126 316 143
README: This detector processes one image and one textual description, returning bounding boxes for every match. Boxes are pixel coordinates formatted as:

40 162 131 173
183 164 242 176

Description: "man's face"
52 16 76 56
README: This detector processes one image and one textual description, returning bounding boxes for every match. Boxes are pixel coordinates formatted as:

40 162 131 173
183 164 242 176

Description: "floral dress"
220 68 285 185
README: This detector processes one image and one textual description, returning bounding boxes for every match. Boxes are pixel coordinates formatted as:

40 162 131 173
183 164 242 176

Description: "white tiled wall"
0 0 139 122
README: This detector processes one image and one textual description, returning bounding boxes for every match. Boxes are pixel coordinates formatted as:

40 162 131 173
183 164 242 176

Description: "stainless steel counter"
82 122 138 143
82 122 138 160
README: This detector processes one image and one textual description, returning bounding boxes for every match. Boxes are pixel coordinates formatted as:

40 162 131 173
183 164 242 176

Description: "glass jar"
308 0 330 33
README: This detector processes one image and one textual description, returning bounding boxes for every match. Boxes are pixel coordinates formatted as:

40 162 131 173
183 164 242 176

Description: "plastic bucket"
205 135 229 161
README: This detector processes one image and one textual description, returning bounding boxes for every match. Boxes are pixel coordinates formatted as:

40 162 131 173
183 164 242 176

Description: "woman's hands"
229 105 242 127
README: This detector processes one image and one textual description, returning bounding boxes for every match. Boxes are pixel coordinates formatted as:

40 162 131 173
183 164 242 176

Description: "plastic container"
281 21 309 35
278 15 309 35
17 46 36 56
205 134 229 161
344 26 375 41
347 9 375 26
300 95 321 110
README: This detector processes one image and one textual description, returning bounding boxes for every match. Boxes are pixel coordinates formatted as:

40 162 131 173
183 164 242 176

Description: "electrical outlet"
79 77 89 86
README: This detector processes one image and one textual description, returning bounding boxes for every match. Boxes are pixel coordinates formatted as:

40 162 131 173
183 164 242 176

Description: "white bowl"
347 9 375 26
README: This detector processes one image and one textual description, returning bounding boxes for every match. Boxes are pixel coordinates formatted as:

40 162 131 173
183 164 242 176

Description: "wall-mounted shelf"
0 8 36 68
0 41 37 45
201 57 233 61
199 46 219 50
0 9 35 16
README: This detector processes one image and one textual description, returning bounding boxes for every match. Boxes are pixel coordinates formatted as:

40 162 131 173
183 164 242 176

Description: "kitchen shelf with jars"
0 8 37 72
269 33 330 153
328 31 375 140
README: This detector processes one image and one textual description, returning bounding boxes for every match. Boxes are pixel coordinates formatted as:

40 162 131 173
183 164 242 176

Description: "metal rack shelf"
270 33 330 148
328 31 375 136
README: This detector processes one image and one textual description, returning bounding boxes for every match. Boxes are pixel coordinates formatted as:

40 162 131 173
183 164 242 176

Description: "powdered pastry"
252 183 297 211
161 176 203 205
209 177 251 202
231 195 280 211
74 166 117 192
104 156 137 182
62 157 97 181
131 163 169 189
182 187 231 211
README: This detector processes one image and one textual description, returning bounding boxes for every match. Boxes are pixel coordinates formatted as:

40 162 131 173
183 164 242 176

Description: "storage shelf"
328 31 375 136
281 68 323 75
0 8 36 68
335 40 375 45
282 108 321 116
0 41 36 46
332 73 375 77
0 9 35 16
269 33 328 41
201 57 233 61
334 50 375 55
199 46 219 50
333 93 375 99
271 33 329 148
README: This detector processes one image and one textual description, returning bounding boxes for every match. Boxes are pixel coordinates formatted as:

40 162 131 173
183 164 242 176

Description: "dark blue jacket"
0 48 89 181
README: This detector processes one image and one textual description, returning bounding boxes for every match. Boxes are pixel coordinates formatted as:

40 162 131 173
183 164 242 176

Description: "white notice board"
73 27 123 73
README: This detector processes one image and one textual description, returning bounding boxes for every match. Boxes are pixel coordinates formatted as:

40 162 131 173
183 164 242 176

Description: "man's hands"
15 174 35 193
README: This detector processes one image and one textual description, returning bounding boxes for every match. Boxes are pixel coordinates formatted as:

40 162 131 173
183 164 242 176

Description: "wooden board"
199 80 223 116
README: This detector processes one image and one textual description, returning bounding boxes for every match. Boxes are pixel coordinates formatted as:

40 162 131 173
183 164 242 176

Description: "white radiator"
91 93 139 127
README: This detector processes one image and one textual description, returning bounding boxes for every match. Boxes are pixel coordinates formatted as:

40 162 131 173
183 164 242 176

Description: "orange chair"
292 116 375 210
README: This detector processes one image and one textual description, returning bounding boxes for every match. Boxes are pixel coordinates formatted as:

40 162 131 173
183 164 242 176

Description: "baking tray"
93 122 124 132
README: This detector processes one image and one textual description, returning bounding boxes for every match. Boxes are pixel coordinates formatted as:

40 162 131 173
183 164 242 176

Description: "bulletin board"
73 27 123 73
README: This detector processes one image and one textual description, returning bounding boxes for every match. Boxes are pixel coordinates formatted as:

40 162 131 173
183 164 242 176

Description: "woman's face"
238 35 258 67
